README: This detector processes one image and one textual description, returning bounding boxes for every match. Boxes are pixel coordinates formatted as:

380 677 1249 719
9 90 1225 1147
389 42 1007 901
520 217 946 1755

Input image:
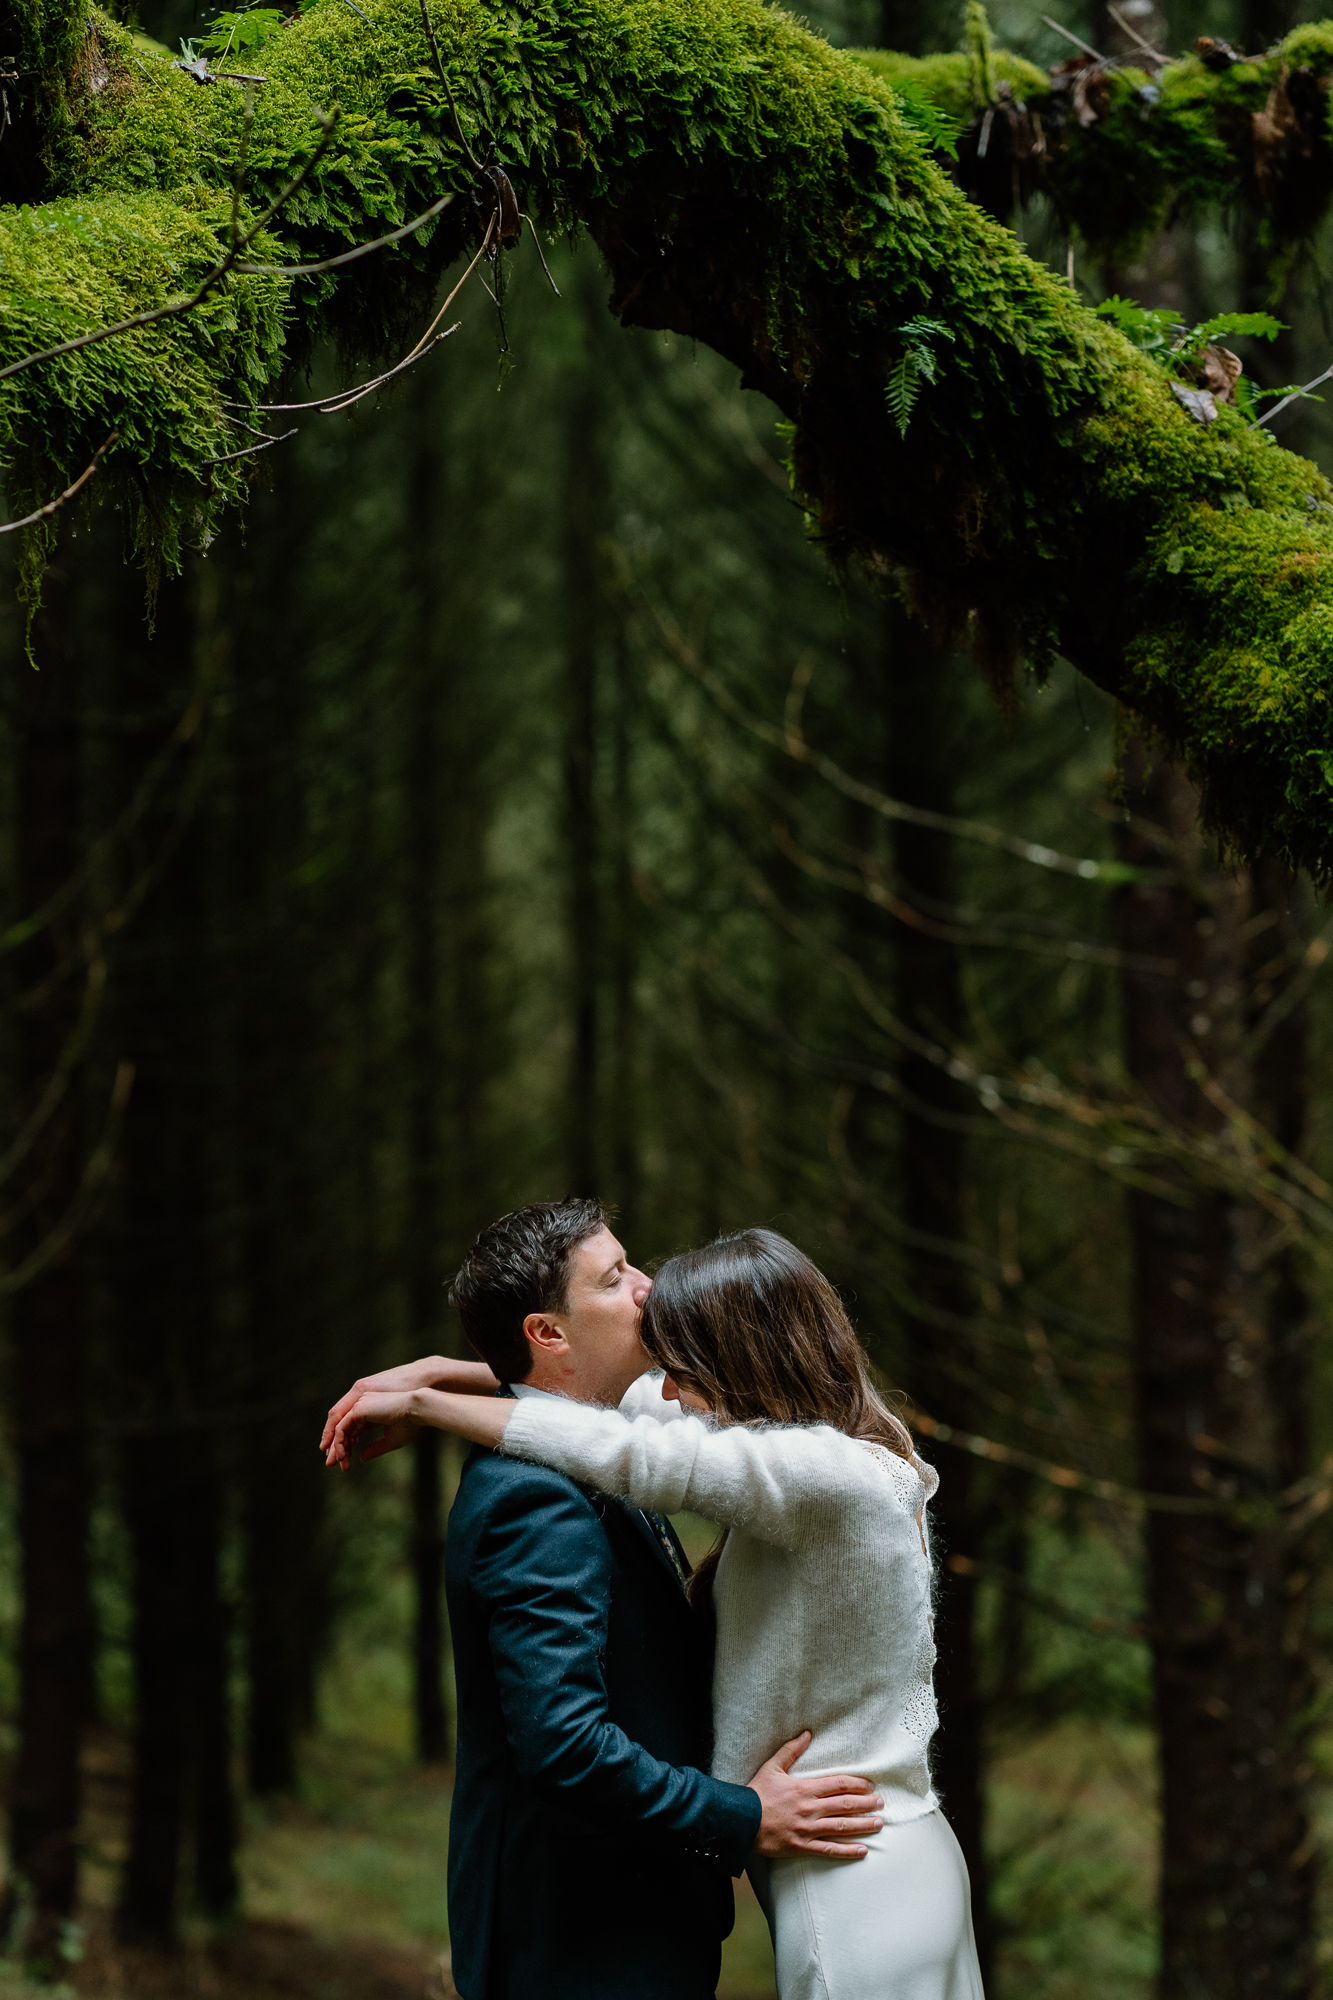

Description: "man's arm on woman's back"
471 1459 760 1872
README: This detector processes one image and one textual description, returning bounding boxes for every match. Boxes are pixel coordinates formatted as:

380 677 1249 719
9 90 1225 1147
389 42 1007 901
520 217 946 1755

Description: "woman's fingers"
324 1391 418 1470
320 1382 369 1450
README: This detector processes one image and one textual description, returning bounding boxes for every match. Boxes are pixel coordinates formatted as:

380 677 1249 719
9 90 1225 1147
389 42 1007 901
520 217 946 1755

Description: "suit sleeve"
472 1466 760 1874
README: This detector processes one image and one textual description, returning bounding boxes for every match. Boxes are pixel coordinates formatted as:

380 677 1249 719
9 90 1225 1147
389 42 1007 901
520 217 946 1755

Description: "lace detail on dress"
898 1610 939 1746
852 1444 939 1749
855 1440 939 1511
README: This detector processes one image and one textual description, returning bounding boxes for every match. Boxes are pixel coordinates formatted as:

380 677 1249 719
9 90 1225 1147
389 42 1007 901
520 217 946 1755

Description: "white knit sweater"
499 1372 941 1821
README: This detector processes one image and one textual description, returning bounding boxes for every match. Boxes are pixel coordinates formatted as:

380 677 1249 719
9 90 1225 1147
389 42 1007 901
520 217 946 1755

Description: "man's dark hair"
449 1198 610 1382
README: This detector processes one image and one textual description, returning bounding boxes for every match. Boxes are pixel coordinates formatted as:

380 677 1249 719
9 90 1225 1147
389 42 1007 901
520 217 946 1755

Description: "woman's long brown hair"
640 1229 916 1608
640 1228 914 1458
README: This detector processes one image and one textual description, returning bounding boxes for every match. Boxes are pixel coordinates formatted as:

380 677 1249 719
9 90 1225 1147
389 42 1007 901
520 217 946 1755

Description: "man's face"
522 1225 653 1403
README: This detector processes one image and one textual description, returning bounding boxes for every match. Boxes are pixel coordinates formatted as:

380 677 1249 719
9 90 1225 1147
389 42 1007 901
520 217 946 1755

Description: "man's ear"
523 1312 569 1357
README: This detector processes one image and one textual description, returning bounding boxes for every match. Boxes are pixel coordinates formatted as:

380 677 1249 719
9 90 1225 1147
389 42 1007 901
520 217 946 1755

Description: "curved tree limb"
2 0 1333 875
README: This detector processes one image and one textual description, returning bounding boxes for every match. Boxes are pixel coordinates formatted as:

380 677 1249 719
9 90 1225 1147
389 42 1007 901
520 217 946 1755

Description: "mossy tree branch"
4 0 1333 876
859 19 1333 265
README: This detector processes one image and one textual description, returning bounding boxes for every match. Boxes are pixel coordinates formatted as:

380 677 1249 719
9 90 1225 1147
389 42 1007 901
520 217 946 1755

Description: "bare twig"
0 669 211 960
206 426 298 465
1107 4 1169 64
0 1060 135 1296
419 0 485 173
949 1551 1148 1639
246 325 458 414
236 190 456 277
1042 15 1107 60
0 108 341 386
908 1402 1308 1518
174 54 268 85
0 958 109 1190
1251 360 1333 430
521 213 561 296
0 429 118 536
338 0 373 19
403 212 496 360
268 220 487 418
634 576 1160 884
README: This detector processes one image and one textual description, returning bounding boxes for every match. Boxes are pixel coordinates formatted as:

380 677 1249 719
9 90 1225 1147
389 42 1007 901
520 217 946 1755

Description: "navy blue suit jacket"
445 1438 761 1999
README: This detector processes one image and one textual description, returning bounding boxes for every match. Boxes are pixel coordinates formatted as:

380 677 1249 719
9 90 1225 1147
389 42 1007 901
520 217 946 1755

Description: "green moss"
0 185 288 608
851 26 1333 264
5 0 1333 873
850 47 1047 124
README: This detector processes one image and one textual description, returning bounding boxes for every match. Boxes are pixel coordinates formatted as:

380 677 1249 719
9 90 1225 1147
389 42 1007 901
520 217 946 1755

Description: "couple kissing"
321 1197 985 2000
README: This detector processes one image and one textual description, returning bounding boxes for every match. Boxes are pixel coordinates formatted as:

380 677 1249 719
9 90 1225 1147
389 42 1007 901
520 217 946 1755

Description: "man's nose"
631 1270 653 1306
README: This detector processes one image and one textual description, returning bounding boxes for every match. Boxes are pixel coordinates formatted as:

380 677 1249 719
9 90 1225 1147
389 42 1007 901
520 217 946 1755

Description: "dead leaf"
1254 63 1301 191
1196 36 1240 70
1171 381 1219 425
1048 53 1109 129
1198 343 1242 403
995 82 1046 164
1252 61 1323 194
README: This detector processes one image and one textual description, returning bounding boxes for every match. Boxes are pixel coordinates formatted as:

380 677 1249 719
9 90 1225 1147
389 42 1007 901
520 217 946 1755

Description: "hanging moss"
5 0 1333 874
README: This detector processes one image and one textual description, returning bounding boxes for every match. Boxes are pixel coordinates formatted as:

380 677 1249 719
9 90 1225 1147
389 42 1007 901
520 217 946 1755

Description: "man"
323 1198 880 1999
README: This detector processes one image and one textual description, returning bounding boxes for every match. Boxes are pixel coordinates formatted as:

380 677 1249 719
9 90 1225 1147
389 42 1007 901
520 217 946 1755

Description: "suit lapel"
627 1503 690 1588
594 1490 691 1598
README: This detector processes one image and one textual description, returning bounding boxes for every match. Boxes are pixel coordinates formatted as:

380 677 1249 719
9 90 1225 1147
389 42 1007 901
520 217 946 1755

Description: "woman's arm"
498 1400 881 1549
325 1389 902 1556
320 1364 499 1461
324 1386 513 1469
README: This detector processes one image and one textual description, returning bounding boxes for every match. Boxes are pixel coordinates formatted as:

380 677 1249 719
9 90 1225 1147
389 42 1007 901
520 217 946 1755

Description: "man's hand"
323 1389 421 1470
748 1732 882 1860
320 1356 498 1459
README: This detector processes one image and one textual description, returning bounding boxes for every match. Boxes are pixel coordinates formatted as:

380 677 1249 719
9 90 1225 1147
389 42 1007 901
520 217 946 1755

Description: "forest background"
5 0 1333 1994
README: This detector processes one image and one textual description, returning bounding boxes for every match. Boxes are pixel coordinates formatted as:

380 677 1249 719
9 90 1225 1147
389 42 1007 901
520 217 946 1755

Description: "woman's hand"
324 1389 421 1469
324 1386 515 1469
320 1356 498 1458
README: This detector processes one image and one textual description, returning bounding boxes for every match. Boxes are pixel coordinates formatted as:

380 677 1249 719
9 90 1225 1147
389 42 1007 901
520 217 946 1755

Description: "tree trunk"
400 362 454 1766
227 471 330 1800
608 625 640 1237
883 605 990 1976
868 0 992 1952
113 566 238 1942
411 1433 449 1763
5 539 92 1973
562 268 609 1196
1116 747 1316 2000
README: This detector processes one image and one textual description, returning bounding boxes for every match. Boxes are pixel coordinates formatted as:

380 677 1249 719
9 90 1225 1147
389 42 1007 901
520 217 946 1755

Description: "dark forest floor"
43 1910 458 2000
0 1710 1167 2000
0 1560 1163 2000
26 1724 775 2000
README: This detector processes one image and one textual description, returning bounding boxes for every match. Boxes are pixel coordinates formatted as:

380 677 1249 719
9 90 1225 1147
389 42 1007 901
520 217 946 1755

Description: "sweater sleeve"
500 1397 891 1550
617 1370 685 1423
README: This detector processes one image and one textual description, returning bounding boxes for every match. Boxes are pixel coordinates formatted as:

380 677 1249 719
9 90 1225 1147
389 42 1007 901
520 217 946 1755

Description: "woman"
330 1228 984 2000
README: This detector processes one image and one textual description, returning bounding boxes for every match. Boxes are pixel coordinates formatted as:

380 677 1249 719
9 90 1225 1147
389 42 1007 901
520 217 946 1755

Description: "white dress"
500 1374 986 2000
